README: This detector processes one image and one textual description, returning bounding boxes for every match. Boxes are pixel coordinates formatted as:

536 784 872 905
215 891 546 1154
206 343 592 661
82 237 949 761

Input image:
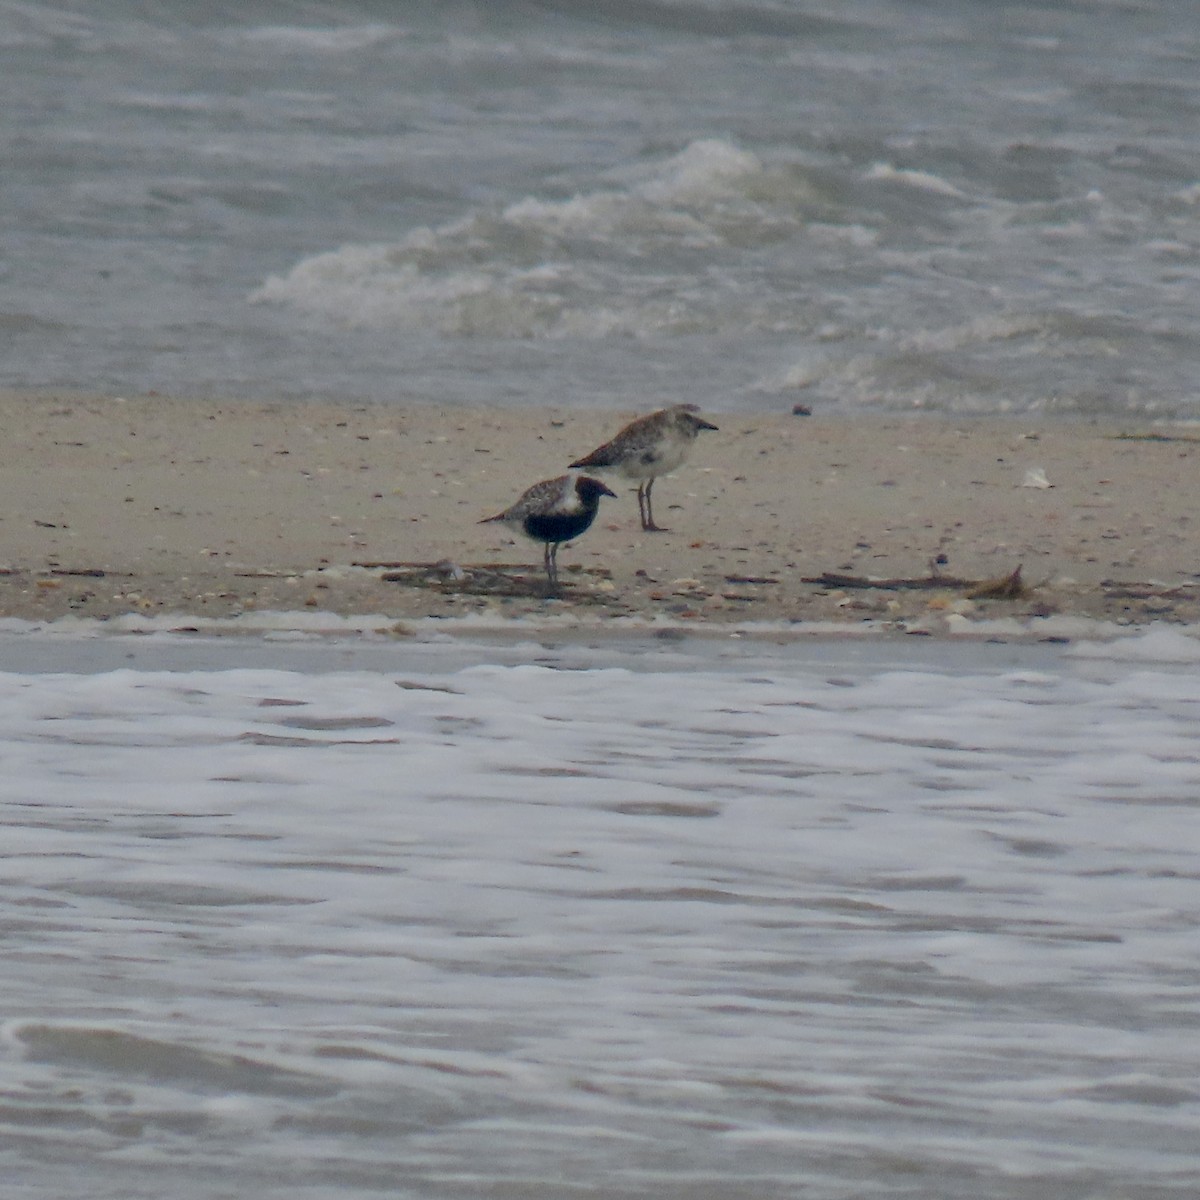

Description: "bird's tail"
569 449 615 470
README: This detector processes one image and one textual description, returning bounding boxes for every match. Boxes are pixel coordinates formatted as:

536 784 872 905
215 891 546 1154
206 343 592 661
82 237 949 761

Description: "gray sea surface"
4 0 1200 416
1 626 1200 1197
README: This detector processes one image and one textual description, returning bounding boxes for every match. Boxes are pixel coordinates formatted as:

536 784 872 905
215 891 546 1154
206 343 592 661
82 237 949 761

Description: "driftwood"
368 560 613 601
1101 580 1200 600
804 565 1028 600
804 572 972 592
355 560 611 577
1111 432 1200 444
965 566 1027 600
366 560 1033 600
355 560 1195 609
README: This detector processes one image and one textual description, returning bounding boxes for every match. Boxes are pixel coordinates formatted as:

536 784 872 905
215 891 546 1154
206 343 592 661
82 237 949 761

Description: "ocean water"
4 0 1200 416
2 625 1200 1198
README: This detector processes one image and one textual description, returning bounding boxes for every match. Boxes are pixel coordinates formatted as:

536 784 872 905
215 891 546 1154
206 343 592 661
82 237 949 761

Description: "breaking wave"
250 139 824 339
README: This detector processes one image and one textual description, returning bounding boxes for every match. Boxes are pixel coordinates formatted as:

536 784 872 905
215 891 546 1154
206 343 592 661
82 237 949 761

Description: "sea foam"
2 630 1198 1194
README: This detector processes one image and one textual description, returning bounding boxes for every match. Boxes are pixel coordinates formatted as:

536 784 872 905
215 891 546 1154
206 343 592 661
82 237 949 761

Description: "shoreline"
1 389 1198 637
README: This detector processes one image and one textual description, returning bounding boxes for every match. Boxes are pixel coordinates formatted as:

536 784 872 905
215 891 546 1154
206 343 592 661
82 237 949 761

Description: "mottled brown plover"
479 473 617 591
569 403 718 531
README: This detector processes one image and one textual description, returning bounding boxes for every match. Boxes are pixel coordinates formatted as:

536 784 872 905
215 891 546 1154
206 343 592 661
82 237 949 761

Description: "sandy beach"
0 389 1196 635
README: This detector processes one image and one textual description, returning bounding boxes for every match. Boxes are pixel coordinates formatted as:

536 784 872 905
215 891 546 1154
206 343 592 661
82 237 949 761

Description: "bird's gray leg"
544 542 558 591
643 478 666 532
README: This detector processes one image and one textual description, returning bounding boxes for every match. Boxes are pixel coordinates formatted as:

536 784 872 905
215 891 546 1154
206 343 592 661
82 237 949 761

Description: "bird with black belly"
479 473 617 592
569 403 718 531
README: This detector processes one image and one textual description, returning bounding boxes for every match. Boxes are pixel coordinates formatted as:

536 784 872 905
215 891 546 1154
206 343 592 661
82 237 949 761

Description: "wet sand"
1 389 1197 635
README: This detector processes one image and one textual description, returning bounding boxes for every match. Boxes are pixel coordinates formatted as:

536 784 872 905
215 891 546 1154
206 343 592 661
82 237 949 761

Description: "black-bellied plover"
479 473 617 590
569 403 718 531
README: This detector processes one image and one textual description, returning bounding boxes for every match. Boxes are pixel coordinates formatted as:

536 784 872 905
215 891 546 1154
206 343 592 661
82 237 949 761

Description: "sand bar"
0 389 1197 636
